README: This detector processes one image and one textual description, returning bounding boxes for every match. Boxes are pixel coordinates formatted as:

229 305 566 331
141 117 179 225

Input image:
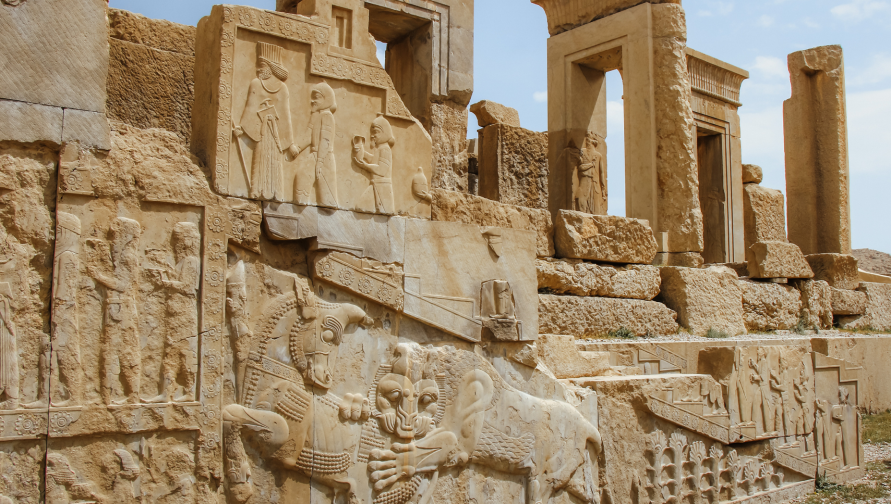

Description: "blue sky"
110 0 891 252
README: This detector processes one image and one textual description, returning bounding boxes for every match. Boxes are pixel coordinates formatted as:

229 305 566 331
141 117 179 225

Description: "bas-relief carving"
564 133 607 216
196 4 433 218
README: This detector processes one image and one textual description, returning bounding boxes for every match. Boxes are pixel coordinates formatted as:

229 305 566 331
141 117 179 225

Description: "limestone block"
108 9 196 56
263 203 405 265
657 266 746 336
785 45 851 255
860 269 891 285
555 210 657 264
806 253 860 290
404 220 538 342
532 0 682 35
536 334 612 378
792 279 833 330
653 252 705 268
478 124 549 209
107 30 195 140
747 241 814 279
537 258 660 300
193 5 433 218
470 100 521 128
431 188 555 257
430 101 469 193
740 280 802 332
831 287 867 316
62 109 111 150
743 184 787 250
539 294 679 337
0 0 109 113
0 100 62 144
838 283 891 331
743 164 763 184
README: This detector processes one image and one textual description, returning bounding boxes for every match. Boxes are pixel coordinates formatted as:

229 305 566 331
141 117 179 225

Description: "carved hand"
287 144 300 158
339 393 370 422
233 125 244 137
369 444 417 492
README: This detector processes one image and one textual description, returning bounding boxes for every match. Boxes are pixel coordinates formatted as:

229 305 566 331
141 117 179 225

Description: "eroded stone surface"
555 210 657 264
747 241 814 279
831 287 867 316
807 253 860 290
478 124 549 209
742 164 763 184
740 279 802 332
431 188 555 257
657 266 746 336
653 252 705 268
470 100 521 128
839 283 891 331
744 183 787 250
539 294 679 337
792 279 834 330
537 258 660 300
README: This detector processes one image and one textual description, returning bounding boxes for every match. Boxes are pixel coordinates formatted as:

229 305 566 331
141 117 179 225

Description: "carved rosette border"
313 254 405 312
648 396 730 444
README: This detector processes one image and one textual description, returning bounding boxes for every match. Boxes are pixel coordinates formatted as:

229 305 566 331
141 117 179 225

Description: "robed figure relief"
353 115 395 214
234 42 298 202
293 81 339 208
575 133 607 215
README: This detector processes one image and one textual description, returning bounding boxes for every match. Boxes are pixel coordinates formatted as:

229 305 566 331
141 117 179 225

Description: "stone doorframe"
544 2 704 254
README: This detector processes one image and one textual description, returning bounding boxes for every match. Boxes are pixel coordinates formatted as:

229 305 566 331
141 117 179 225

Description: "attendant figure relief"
353 115 396 215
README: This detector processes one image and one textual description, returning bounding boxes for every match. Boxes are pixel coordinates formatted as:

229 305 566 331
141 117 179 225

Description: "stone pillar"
536 0 703 255
784 45 851 255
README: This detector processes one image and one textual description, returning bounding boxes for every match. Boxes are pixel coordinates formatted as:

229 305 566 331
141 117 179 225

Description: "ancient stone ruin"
0 0 888 503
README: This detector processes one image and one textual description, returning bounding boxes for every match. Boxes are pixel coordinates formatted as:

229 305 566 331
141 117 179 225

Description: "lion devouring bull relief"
222 275 603 504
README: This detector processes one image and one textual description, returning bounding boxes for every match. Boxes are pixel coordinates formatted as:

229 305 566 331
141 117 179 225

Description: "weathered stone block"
740 280 802 332
537 258 660 300
838 283 891 330
0 0 109 113
62 109 111 150
0 100 62 145
653 252 704 268
743 164 763 184
744 184 787 250
107 37 195 141
108 9 196 56
555 210 657 264
807 253 860 290
747 241 814 279
539 294 679 337
470 100 521 128
657 266 746 337
478 124 549 209
431 188 555 257
831 287 867 316
792 279 833 330
536 334 612 378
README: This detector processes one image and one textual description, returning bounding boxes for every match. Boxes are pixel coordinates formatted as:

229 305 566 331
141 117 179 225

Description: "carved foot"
20 400 46 410
143 394 172 404
173 393 195 403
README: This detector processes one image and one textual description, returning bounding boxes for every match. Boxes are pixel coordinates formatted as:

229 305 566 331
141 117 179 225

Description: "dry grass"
864 411 891 444
804 462 890 504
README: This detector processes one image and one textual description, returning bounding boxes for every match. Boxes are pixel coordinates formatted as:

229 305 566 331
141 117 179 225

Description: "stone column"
784 45 851 255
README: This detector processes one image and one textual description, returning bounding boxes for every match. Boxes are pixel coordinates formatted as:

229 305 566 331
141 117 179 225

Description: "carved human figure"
295 81 338 207
769 358 793 442
0 282 17 409
147 222 200 403
111 449 140 501
227 260 252 397
793 366 815 452
353 115 396 214
411 166 433 204
234 42 297 201
87 217 142 405
48 212 85 407
815 398 833 460
832 386 856 469
573 133 606 215
729 348 750 425
46 453 104 504
748 348 773 434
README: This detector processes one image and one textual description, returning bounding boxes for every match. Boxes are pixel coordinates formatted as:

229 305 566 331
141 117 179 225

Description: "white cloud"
849 54 891 87
533 91 548 103
848 88 891 174
758 15 775 27
831 0 889 21
698 1 734 16
803 17 821 28
751 56 788 80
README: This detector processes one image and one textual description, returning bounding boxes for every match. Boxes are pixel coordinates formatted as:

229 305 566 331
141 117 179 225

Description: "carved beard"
379 411 397 435
414 416 434 437
259 67 273 80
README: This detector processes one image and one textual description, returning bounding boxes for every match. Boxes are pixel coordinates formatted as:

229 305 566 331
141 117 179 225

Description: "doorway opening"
696 130 728 264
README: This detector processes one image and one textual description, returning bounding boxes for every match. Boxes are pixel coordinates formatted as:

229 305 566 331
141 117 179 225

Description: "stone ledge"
539 293 679 338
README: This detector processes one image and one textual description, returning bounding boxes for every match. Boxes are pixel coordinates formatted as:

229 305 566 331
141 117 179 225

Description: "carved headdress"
372 115 396 147
257 42 289 81
311 81 337 112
